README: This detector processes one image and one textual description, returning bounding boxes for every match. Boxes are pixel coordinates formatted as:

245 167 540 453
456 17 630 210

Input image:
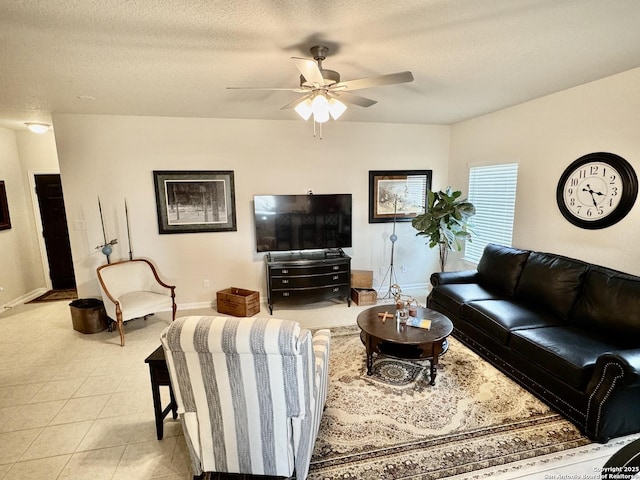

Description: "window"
464 163 518 264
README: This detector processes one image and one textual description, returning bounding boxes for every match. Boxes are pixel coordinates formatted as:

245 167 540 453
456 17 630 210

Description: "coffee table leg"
430 341 445 385
429 360 438 386
366 351 374 375
361 332 374 375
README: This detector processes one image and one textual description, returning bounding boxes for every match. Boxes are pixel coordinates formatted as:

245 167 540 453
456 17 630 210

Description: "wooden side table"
144 345 178 440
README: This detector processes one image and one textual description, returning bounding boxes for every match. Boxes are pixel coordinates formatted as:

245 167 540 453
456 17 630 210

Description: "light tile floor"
0 292 385 480
0 299 192 480
0 292 637 479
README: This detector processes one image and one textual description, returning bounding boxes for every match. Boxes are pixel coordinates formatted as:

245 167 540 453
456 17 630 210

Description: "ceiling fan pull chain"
313 120 323 139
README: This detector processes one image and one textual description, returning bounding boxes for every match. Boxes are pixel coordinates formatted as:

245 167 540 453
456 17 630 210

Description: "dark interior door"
35 174 76 290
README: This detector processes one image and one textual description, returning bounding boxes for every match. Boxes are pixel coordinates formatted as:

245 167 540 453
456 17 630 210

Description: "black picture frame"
0 181 10 231
153 170 236 234
369 170 432 223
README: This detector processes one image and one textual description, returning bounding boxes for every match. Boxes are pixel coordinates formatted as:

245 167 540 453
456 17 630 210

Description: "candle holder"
391 283 422 322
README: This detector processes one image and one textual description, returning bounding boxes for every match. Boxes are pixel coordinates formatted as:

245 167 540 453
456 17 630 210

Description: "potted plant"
411 187 476 272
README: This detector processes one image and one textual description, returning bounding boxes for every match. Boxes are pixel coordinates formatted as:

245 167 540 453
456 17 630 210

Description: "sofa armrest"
312 329 331 406
585 349 640 441
430 270 479 287
592 350 640 388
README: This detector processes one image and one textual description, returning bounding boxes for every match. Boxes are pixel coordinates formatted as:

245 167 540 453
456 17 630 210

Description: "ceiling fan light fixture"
328 98 347 120
294 98 313 120
311 94 330 123
24 122 51 134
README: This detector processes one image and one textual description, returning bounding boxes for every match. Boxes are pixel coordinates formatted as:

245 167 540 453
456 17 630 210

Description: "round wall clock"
556 152 638 229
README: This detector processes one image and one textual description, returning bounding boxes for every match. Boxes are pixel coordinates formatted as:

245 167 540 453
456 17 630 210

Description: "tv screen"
254 194 352 252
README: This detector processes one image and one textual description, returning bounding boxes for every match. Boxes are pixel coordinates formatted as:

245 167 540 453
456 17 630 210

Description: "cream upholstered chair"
161 316 330 480
97 259 176 346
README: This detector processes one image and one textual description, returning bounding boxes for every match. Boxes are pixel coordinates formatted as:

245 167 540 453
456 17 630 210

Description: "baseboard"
174 300 216 312
1 288 48 311
374 282 430 300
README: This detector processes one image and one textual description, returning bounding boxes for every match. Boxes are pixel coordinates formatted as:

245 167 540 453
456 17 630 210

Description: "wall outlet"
401 265 407 273
202 279 210 288
379 266 385 276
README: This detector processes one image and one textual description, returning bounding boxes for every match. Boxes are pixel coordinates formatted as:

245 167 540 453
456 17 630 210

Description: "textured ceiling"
2 0 640 131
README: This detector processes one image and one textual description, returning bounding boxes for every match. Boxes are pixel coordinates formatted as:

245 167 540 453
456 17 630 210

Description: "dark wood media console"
265 250 351 314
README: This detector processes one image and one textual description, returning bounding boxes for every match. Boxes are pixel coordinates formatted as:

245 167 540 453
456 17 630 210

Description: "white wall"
6 67 640 308
15 130 62 292
0 128 48 307
450 67 640 275
15 130 61 173
52 115 450 307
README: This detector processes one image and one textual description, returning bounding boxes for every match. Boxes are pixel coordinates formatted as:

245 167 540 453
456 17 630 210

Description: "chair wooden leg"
116 313 125 347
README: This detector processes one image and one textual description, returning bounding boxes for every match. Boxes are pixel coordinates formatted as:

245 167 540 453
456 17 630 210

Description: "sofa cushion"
514 252 588 320
477 244 530 296
463 300 563 345
429 283 503 317
571 268 640 338
510 326 624 391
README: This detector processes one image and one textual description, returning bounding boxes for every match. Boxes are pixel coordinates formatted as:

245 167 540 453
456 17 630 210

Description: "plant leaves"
412 187 476 256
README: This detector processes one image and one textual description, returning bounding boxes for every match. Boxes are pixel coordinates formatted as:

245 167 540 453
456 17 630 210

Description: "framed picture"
0 181 10 231
153 170 237 234
369 170 432 223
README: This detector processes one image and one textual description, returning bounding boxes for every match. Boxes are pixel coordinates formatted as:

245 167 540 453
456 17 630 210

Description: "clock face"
561 161 623 221
557 153 638 229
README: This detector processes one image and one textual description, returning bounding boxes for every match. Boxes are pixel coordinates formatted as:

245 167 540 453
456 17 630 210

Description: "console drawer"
272 263 348 276
271 271 349 288
272 284 350 302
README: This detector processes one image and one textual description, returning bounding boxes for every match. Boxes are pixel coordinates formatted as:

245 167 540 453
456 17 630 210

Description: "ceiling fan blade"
280 95 312 110
227 87 307 92
291 57 326 86
332 71 414 91
331 91 377 108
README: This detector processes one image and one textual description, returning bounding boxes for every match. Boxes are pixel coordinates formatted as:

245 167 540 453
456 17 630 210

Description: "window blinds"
464 163 518 264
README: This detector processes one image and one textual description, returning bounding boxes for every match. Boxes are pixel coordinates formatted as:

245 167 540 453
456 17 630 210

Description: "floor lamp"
379 199 399 300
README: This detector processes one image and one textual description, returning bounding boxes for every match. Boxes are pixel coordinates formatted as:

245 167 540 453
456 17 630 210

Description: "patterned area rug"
308 326 591 479
28 289 78 303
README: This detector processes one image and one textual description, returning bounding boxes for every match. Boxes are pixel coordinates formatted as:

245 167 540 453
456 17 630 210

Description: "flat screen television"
254 194 352 252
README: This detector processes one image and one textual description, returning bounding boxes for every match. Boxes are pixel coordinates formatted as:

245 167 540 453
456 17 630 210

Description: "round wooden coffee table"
357 304 454 385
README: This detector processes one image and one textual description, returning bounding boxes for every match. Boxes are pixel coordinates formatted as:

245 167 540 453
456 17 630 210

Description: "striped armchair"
160 316 331 480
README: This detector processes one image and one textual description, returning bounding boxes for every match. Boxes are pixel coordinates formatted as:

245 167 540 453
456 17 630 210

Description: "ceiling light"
24 122 51 134
328 98 347 120
294 98 313 121
311 94 330 124
293 92 348 135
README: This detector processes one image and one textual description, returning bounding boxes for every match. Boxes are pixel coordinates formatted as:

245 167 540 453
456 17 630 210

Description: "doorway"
34 174 76 290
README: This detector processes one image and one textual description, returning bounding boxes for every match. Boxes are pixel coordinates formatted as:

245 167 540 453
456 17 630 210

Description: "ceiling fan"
227 45 414 126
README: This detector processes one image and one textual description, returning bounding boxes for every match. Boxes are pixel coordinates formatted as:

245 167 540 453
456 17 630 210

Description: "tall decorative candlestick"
96 197 117 263
98 197 107 246
125 198 133 260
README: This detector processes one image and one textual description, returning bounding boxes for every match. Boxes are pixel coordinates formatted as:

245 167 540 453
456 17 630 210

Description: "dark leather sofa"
428 243 640 443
